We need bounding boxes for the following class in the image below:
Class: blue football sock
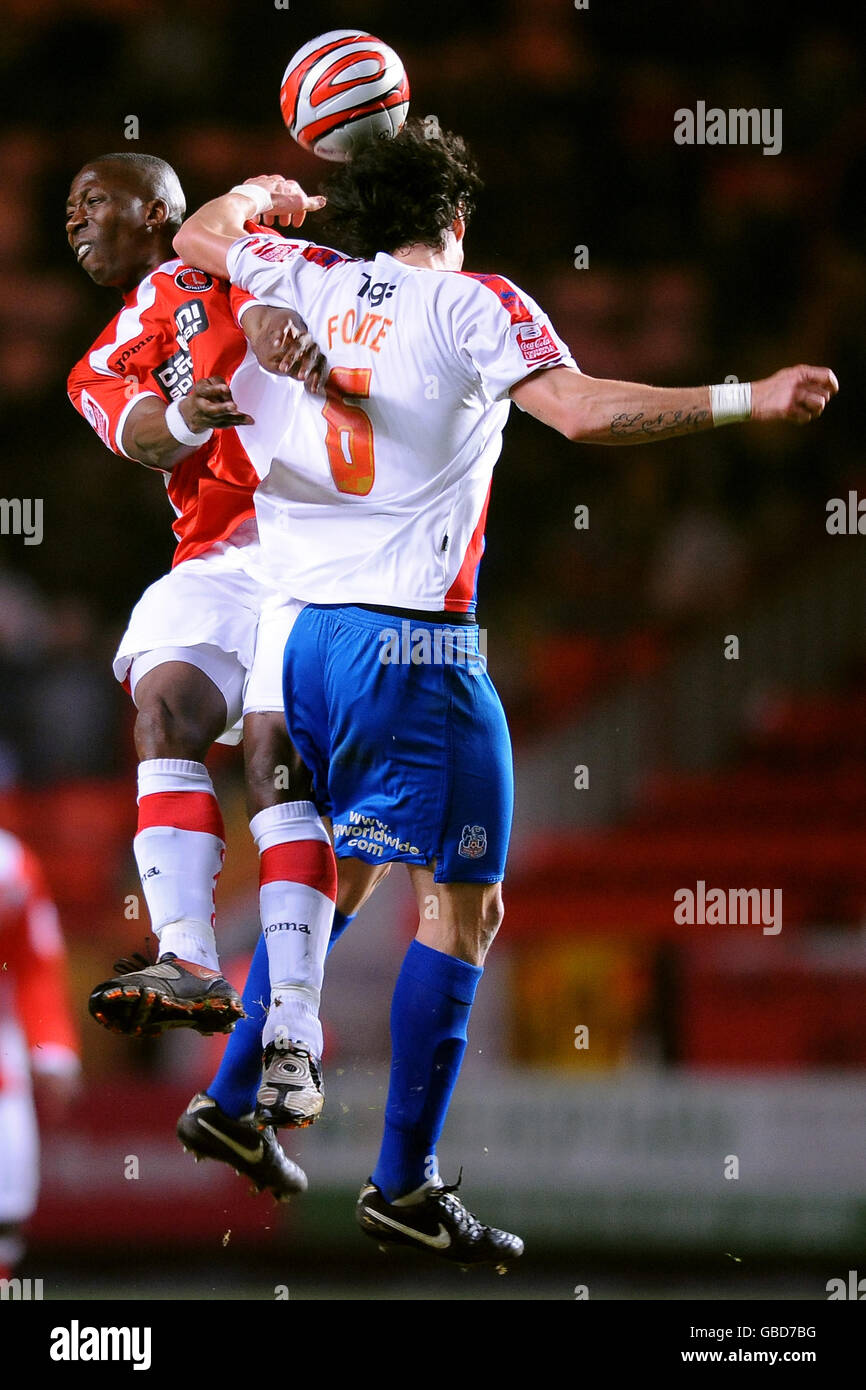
[206,932,269,1119]
[206,908,355,1118]
[328,907,354,953]
[372,940,482,1202]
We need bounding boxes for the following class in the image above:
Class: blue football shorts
[282,604,514,884]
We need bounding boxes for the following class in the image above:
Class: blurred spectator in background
[0,575,119,785]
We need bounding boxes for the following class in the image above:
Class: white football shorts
[113,537,305,744]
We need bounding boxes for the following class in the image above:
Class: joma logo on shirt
[264,921,310,934]
[110,333,156,373]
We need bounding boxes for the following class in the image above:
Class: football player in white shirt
[174,119,837,1265]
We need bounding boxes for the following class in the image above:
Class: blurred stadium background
[1,0,865,1301]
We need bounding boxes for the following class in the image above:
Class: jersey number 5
[322,366,375,496]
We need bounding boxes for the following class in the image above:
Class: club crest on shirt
[458,824,488,859]
[175,268,214,293]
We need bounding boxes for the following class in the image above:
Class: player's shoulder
[121,259,234,325]
[68,310,118,386]
[234,231,357,272]
[149,259,230,304]
[443,268,537,324]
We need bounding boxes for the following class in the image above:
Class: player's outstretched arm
[122,377,253,471]
[173,177,326,280]
[510,364,839,444]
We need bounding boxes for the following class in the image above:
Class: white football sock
[250,801,336,1054]
[133,758,224,971]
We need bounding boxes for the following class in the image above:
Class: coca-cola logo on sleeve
[515,321,559,365]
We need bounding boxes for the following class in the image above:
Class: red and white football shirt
[67,259,261,567]
[225,235,578,613]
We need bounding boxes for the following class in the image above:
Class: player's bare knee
[483,895,505,947]
[134,699,213,762]
[457,894,503,963]
[243,740,285,813]
[243,714,311,816]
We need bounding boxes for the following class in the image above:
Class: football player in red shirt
[67,153,383,1197]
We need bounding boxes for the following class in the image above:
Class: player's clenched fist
[751,365,839,425]
[178,377,254,432]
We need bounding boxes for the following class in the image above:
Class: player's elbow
[173,223,229,281]
[563,417,589,444]
[124,431,176,473]
[173,221,210,271]
[130,446,168,472]
[550,410,593,444]
[551,372,608,443]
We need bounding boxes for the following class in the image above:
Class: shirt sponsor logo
[175,268,214,292]
[174,299,208,344]
[458,824,488,860]
[515,321,559,365]
[155,347,193,401]
[331,812,420,859]
[154,300,209,400]
[358,271,396,307]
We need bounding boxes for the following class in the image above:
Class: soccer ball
[280,29,410,162]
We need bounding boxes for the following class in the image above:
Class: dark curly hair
[320,118,483,259]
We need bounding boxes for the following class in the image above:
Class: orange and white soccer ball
[280,29,410,162]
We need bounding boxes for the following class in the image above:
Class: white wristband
[229,183,273,216]
[165,397,213,447]
[709,381,752,425]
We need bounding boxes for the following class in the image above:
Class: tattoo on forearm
[609,408,711,439]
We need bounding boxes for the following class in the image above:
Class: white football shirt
[227,234,577,613]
